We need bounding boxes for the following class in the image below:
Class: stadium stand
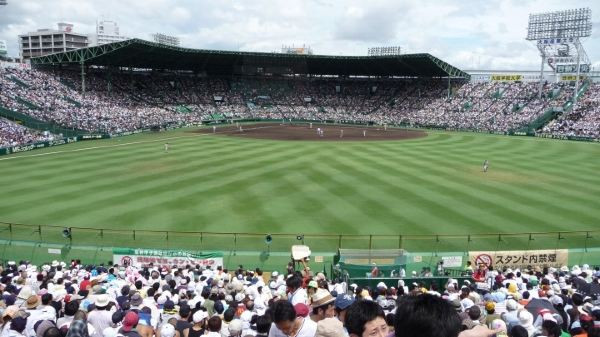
[3,65,600,149]
[1,258,599,337]
[0,117,55,148]
[0,39,599,147]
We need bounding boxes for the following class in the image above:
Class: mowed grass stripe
[329,145,491,231]
[1,126,599,244]
[387,142,597,229]
[0,137,264,210]
[6,140,300,226]
[338,144,509,233]
[68,143,321,230]
[352,142,568,232]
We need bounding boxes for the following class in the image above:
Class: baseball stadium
[1,5,600,307]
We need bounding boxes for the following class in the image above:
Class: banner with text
[491,75,523,82]
[469,249,568,269]
[113,248,223,268]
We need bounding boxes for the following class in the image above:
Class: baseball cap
[334,294,355,310]
[294,303,309,317]
[122,311,139,332]
[193,310,208,323]
[160,324,175,337]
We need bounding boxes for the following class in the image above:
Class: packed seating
[1,258,599,337]
[1,66,599,147]
[541,83,600,139]
[0,117,55,148]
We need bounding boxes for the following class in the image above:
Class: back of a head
[73,310,87,322]
[467,306,480,321]
[572,293,584,306]
[179,305,191,318]
[509,325,529,337]
[207,316,222,332]
[43,327,61,337]
[65,301,79,316]
[394,294,461,337]
[542,320,562,337]
[223,307,236,323]
[41,293,53,305]
[228,319,243,337]
[256,315,272,334]
[272,300,296,324]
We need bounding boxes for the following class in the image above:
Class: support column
[573,41,582,112]
[538,53,545,99]
[80,61,85,96]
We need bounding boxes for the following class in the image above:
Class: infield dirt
[192,123,427,141]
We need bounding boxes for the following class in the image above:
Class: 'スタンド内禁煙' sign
[469,249,567,269]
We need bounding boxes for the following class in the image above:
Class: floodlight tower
[526,8,592,110]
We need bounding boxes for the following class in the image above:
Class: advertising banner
[113,248,223,268]
[491,75,523,82]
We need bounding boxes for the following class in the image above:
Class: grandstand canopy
[31,39,469,78]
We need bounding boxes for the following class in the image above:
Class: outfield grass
[1,125,599,252]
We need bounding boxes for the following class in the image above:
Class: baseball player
[483,160,489,173]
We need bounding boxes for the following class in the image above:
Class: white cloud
[0,0,598,71]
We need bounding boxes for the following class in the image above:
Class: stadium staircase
[8,76,30,88]
[516,81,591,135]
[0,106,89,137]
[16,97,43,110]
[63,96,82,107]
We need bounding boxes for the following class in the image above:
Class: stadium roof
[31,38,469,78]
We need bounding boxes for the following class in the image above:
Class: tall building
[152,33,180,47]
[19,23,88,60]
[0,40,7,58]
[88,20,128,46]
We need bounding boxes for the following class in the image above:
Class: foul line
[0,125,277,162]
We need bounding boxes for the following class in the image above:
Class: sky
[0,0,599,70]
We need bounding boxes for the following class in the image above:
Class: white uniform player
[164,143,169,152]
[213,126,216,133]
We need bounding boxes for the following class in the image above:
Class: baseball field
[1,123,599,252]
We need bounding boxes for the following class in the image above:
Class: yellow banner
[491,75,523,81]
[469,249,568,269]
[561,75,586,81]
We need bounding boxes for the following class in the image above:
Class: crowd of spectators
[541,83,600,139]
[2,258,600,337]
[0,118,55,148]
[1,66,599,146]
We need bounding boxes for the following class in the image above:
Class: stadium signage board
[537,37,577,45]
[0,137,78,156]
[441,256,463,268]
[555,64,590,73]
[560,75,587,81]
[113,248,224,268]
[469,249,567,269]
[491,75,523,82]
